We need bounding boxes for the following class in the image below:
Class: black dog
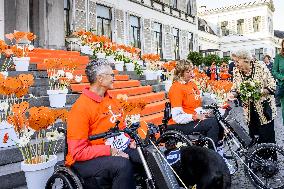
[167,146,231,189]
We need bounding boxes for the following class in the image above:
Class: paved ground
[229,106,284,189]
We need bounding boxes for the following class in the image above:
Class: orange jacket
[65,87,124,166]
[168,81,202,124]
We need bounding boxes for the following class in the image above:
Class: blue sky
[196,0,284,31]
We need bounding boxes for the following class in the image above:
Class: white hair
[235,50,253,61]
[85,59,112,84]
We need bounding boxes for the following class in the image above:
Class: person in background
[210,62,217,80]
[273,39,284,126]
[219,62,231,80]
[264,54,273,72]
[228,53,237,79]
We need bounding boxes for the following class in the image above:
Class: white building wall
[0,0,4,40]
[198,2,278,58]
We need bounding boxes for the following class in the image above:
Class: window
[188,32,193,51]
[64,0,71,36]
[129,15,141,48]
[187,1,191,15]
[255,48,264,61]
[268,17,273,34]
[221,21,229,36]
[172,0,177,9]
[237,19,244,34]
[97,4,112,38]
[173,28,180,60]
[153,22,163,58]
[223,51,230,58]
[253,16,261,32]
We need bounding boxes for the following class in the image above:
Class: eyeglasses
[100,73,115,78]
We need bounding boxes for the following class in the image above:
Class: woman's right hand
[193,113,206,121]
[111,148,129,159]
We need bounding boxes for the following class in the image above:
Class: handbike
[45,120,181,189]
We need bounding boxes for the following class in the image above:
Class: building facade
[198,0,281,60]
[0,0,199,60]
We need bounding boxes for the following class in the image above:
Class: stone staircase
[0,49,167,188]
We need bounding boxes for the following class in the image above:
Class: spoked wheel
[245,143,284,189]
[156,130,192,153]
[45,166,83,189]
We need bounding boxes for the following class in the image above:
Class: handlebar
[88,132,121,141]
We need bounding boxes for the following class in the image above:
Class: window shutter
[261,16,265,31]
[191,0,197,17]
[164,25,173,60]
[143,19,152,54]
[115,9,125,44]
[178,0,187,12]
[180,30,189,59]
[74,0,87,30]
[151,21,157,54]
[88,0,96,31]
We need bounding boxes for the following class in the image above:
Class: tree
[187,51,203,66]
[203,54,221,66]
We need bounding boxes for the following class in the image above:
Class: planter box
[13,57,30,71]
[47,89,68,108]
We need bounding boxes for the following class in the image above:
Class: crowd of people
[64,39,284,188]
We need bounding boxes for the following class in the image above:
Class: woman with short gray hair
[66,59,137,189]
[232,50,277,146]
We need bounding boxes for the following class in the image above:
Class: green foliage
[134,61,143,76]
[221,57,230,64]
[203,54,221,66]
[187,51,203,66]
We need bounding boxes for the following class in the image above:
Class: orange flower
[13,31,26,41]
[3,133,9,143]
[28,106,55,131]
[5,33,14,41]
[26,32,36,41]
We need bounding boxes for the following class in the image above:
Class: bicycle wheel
[245,143,284,189]
[156,130,192,152]
[45,167,83,189]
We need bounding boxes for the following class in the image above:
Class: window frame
[255,48,264,61]
[96,4,112,39]
[129,15,141,49]
[173,27,180,60]
[153,22,163,59]
[237,19,244,34]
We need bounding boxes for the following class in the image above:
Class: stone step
[27,94,80,107]
[128,92,165,104]
[141,100,167,116]
[108,86,153,97]
[7,71,48,78]
[0,153,64,189]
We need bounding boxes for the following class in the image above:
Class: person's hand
[129,140,136,149]
[193,113,206,121]
[111,148,129,159]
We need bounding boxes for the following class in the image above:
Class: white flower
[0,102,9,112]
[176,142,187,148]
[50,74,59,81]
[247,92,251,97]
[131,114,140,123]
[46,130,61,141]
[65,72,73,80]
[57,70,65,77]
[23,128,35,139]
[18,136,30,147]
[250,81,255,87]
[74,75,82,83]
[28,45,34,51]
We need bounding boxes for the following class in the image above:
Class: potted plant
[5,31,36,71]
[162,61,176,92]
[114,52,125,71]
[45,58,82,108]
[6,101,68,189]
[142,54,161,80]
[0,73,35,148]
[65,32,80,51]
[0,40,14,75]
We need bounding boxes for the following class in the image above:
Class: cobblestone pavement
[229,106,284,189]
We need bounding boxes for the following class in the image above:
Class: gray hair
[85,59,112,84]
[234,50,252,61]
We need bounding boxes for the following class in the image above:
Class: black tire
[156,130,192,150]
[245,143,284,189]
[46,166,83,189]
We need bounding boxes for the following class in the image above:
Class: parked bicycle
[156,102,284,189]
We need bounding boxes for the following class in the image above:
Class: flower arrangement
[142,53,161,71]
[162,61,176,81]
[45,58,82,91]
[5,31,36,58]
[239,79,261,102]
[116,94,147,127]
[6,101,68,164]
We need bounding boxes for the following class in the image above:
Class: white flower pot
[125,63,135,71]
[106,56,115,64]
[0,121,18,148]
[47,89,68,108]
[21,155,57,189]
[163,80,172,92]
[115,61,124,71]
[13,57,30,71]
[145,70,157,80]
[96,52,106,59]
[80,46,93,55]
[66,37,80,51]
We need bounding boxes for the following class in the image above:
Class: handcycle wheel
[45,166,83,189]
[156,130,192,152]
[245,143,284,189]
